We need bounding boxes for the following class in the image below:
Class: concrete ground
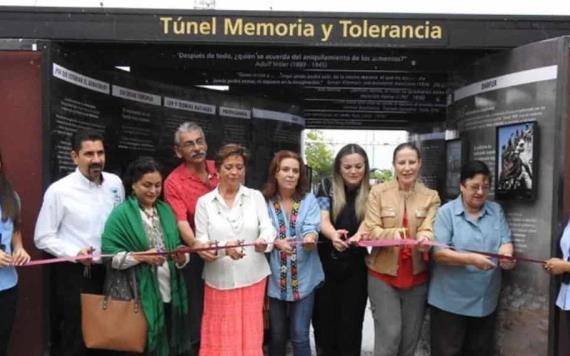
[281,301,375,355]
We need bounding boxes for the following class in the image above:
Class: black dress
[313,178,368,356]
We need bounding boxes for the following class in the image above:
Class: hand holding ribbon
[468,252,497,271]
[415,232,431,253]
[194,240,218,262]
[254,238,268,253]
[77,246,95,266]
[331,229,349,252]
[498,243,516,270]
[226,239,246,260]
[544,258,570,275]
[274,238,293,254]
[11,247,31,266]
[347,231,369,246]
[302,233,317,251]
[132,248,166,266]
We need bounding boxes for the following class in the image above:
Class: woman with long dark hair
[312,144,370,356]
[0,150,30,356]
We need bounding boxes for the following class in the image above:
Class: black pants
[313,260,367,356]
[51,262,108,356]
[430,306,496,356]
[0,286,17,356]
[182,254,204,356]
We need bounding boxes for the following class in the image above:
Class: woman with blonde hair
[313,143,371,356]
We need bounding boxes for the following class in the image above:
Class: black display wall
[449,38,566,356]
[47,58,304,189]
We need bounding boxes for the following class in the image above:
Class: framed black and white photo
[445,138,464,199]
[495,121,537,200]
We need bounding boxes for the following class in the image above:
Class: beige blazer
[364,179,440,276]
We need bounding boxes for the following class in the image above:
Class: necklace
[140,206,165,251]
[141,206,156,219]
[272,195,301,301]
[215,196,245,238]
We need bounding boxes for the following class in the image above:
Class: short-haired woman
[195,144,276,356]
[428,160,515,356]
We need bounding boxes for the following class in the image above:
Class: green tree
[304,130,334,187]
[370,169,393,183]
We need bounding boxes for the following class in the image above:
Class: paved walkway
[281,301,376,355]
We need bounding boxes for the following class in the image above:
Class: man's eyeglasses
[179,137,206,149]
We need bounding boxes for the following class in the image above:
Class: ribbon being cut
[13,234,543,267]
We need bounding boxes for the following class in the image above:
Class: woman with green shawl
[102,156,190,356]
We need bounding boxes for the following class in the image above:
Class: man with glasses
[427,160,515,356]
[164,121,218,355]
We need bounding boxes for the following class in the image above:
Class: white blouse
[195,185,276,290]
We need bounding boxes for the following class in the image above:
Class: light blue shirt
[428,196,512,317]
[267,193,324,301]
[0,206,18,291]
[556,221,570,310]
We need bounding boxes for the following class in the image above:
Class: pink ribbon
[357,239,545,264]
[13,240,319,267]
[13,239,544,267]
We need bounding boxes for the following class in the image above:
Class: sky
[2,0,570,15]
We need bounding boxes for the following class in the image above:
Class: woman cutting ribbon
[194,144,276,356]
[428,160,515,356]
[312,143,370,356]
[102,156,190,356]
[262,150,322,356]
[362,142,440,356]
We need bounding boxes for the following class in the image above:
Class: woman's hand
[303,233,317,251]
[497,243,516,270]
[0,250,12,267]
[254,238,268,253]
[331,229,349,252]
[544,258,570,275]
[415,233,431,253]
[226,240,245,260]
[394,229,403,240]
[194,241,218,262]
[171,246,188,266]
[347,231,369,246]
[274,239,293,254]
[133,248,166,266]
[12,247,31,266]
[469,253,497,271]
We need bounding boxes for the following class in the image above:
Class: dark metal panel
[2,7,570,48]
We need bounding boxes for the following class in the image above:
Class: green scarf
[102,196,190,356]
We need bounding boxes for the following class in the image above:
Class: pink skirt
[199,278,267,356]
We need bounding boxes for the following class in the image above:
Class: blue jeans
[269,292,315,356]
